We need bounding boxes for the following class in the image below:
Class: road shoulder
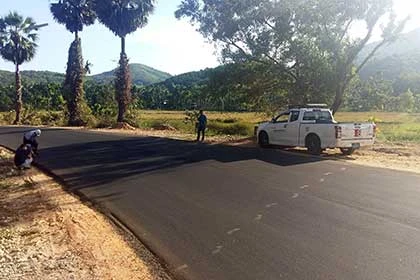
[0,148,173,280]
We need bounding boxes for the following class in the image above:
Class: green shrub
[0,111,15,125]
[207,121,253,136]
[20,109,66,126]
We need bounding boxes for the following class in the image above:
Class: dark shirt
[198,114,207,128]
[14,145,32,167]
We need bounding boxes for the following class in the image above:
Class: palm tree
[94,0,155,123]
[50,0,96,126]
[0,12,42,124]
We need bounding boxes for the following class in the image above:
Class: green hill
[0,70,65,85]
[91,63,172,85]
[358,28,420,80]
[0,63,171,86]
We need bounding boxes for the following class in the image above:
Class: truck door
[267,112,290,144]
[280,110,301,146]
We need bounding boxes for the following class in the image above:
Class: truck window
[290,111,300,122]
[303,111,332,122]
[274,113,289,123]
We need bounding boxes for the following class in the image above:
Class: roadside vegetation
[1,109,419,144]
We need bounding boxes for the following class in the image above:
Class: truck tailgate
[340,123,375,140]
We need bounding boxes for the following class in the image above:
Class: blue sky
[0,0,419,75]
[0,0,220,75]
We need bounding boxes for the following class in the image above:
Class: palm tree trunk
[121,36,125,56]
[14,63,23,124]
[116,36,131,123]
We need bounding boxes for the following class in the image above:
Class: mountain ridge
[0,63,171,86]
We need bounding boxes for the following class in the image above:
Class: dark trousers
[23,137,38,153]
[197,127,205,141]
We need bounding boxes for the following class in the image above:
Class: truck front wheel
[306,134,321,155]
[258,131,269,148]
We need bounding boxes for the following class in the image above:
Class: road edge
[0,144,178,280]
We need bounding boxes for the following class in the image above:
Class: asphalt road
[1,127,420,280]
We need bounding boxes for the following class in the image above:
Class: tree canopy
[50,0,96,35]
[176,0,406,113]
[93,0,155,39]
[0,11,39,66]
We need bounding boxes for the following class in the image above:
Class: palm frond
[0,12,40,65]
[4,11,23,27]
[93,0,155,37]
[50,0,96,33]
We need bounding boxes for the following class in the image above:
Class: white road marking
[341,167,347,171]
[254,214,263,221]
[265,203,278,208]
[324,172,333,176]
[300,185,309,189]
[227,228,241,235]
[174,264,188,272]
[212,245,223,255]
[292,193,299,199]
[320,178,325,183]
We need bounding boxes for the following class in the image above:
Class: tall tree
[94,0,155,123]
[0,12,42,124]
[176,0,406,113]
[50,0,96,126]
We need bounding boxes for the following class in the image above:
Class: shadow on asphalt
[36,136,325,192]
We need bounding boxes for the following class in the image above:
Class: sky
[0,0,419,76]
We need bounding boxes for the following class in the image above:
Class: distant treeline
[1,66,419,114]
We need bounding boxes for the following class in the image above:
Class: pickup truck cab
[256,106,376,155]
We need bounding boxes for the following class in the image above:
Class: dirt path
[0,149,173,280]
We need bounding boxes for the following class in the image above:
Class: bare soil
[0,148,172,280]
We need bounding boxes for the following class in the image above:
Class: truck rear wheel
[340,148,355,156]
[258,131,269,148]
[306,134,321,155]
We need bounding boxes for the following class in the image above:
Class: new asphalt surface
[1,127,420,280]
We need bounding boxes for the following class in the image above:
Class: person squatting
[14,129,41,169]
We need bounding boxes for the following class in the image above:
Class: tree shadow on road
[35,136,325,193]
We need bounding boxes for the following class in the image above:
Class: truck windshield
[303,111,333,122]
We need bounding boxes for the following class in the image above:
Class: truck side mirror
[271,118,276,123]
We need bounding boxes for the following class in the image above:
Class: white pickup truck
[256,106,376,155]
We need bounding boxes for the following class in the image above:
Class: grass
[1,110,419,143]
[335,112,420,143]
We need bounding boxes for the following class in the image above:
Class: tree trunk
[116,36,131,123]
[331,66,349,115]
[13,63,22,124]
[331,84,344,115]
[64,35,86,126]
[121,36,126,56]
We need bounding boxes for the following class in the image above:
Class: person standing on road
[23,129,41,155]
[196,110,207,142]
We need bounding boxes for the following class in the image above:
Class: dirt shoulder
[338,142,420,174]
[0,148,172,280]
[224,137,420,174]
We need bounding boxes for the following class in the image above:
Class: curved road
[1,127,420,280]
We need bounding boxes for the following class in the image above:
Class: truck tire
[306,134,321,155]
[258,131,269,148]
[340,148,355,156]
